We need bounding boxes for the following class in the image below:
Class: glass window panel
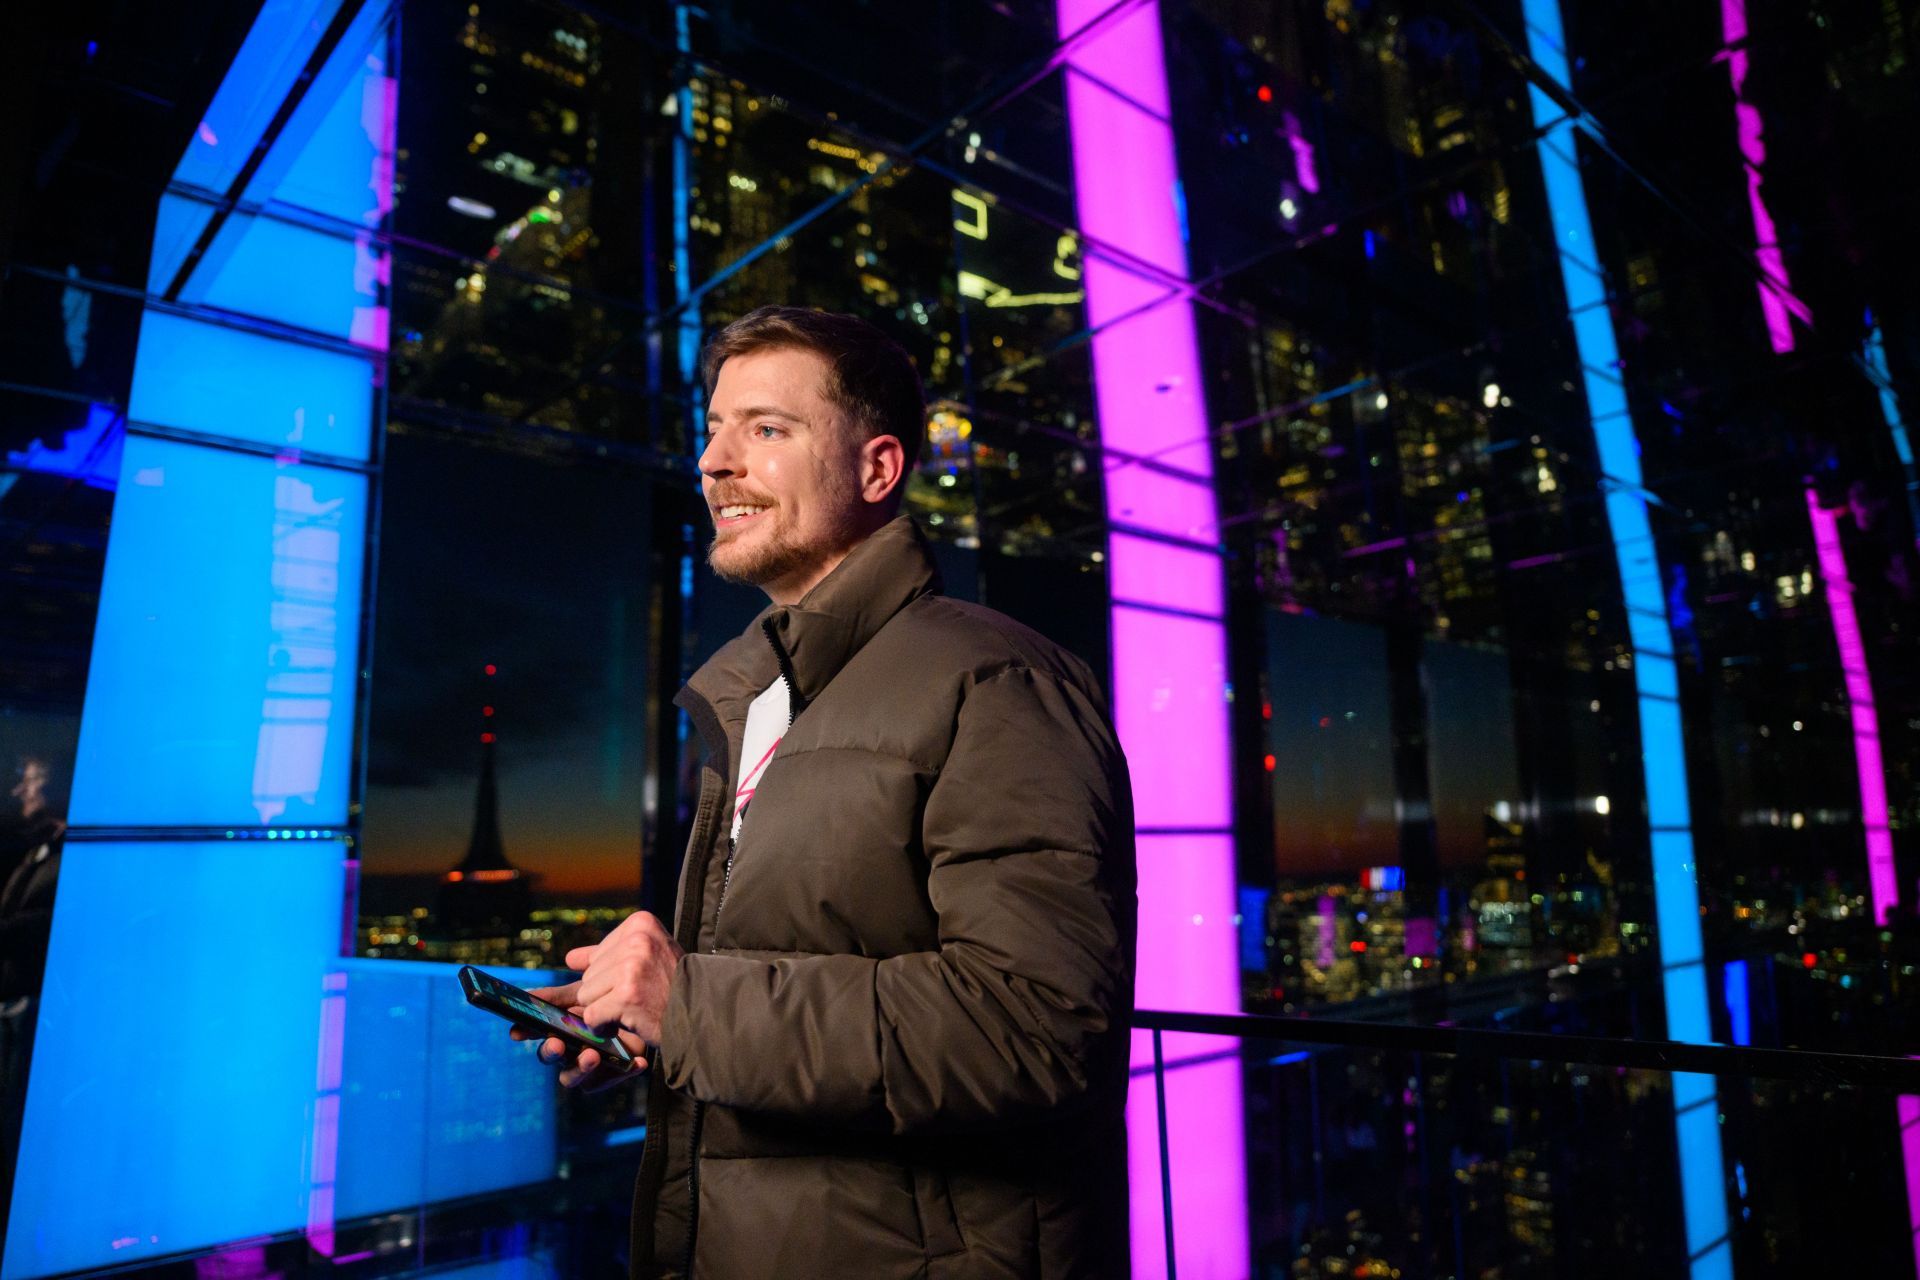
[1265,611,1396,876]
[70,437,366,828]
[4,839,347,1278]
[331,959,560,1218]
[184,208,382,347]
[1423,638,1521,869]
[125,312,377,460]
[357,431,653,969]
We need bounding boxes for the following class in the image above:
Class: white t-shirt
[731,675,792,841]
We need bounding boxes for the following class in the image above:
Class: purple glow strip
[1721,0,1811,353]
[1283,113,1320,195]
[349,59,397,352]
[306,981,348,1257]
[1111,610,1233,830]
[1806,489,1898,923]
[1057,1,1248,1275]
[1901,1095,1920,1277]
[1132,833,1241,1068]
[1109,532,1225,617]
[1802,488,1912,1280]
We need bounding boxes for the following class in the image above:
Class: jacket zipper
[713,834,738,941]
[687,625,798,1278]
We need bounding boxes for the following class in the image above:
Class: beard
[706,466,863,592]
[705,510,826,589]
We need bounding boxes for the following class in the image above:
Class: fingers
[528,1030,647,1092]
[557,1045,602,1085]
[603,910,668,950]
[574,959,620,1012]
[562,944,598,971]
[581,992,625,1034]
[585,1053,648,1094]
[526,981,581,1008]
[576,934,669,1010]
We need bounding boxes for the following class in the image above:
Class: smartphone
[458,965,636,1071]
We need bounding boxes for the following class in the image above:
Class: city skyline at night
[6,0,1920,1275]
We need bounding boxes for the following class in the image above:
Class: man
[522,306,1136,1278]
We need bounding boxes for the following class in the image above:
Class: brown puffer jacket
[631,516,1136,1279]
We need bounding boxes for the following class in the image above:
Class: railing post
[1153,1026,1178,1280]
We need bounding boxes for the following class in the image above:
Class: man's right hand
[509,983,649,1093]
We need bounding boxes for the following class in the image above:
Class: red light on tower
[1802,952,1817,970]
[1263,753,1277,772]
[1256,84,1273,103]
[484,664,497,676]
[1349,939,1367,954]
[481,732,496,744]
[483,706,495,717]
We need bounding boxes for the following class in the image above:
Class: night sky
[360,430,659,899]
[1265,610,1520,877]
[362,429,1525,899]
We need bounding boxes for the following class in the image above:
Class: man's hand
[508,983,648,1093]
[568,910,685,1045]
[511,911,684,1092]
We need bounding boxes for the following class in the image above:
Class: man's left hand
[567,910,684,1046]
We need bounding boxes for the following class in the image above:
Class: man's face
[11,759,48,820]
[700,346,870,603]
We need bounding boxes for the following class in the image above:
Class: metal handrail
[1131,1007,1920,1090]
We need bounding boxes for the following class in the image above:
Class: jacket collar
[766,515,940,706]
[678,516,941,741]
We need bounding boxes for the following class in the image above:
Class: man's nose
[699,427,740,480]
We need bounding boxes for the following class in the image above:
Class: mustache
[707,487,777,509]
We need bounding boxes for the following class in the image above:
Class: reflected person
[0,753,68,1249]
[516,306,1136,1278]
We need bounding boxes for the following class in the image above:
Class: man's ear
[860,434,907,507]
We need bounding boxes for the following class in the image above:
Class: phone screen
[459,966,630,1063]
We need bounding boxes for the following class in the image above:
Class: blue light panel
[69,436,367,828]
[1674,1099,1732,1260]
[4,402,123,489]
[266,28,393,227]
[331,961,559,1218]
[155,0,390,292]
[429,1252,561,1280]
[1866,325,1914,466]
[156,0,347,289]
[179,28,392,345]
[1237,885,1272,972]
[1722,960,1751,1046]
[171,0,338,193]
[3,840,347,1278]
[1520,0,1730,1269]
[125,311,375,459]
[190,214,369,342]
[1864,322,1920,539]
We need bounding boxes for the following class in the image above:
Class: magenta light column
[1055,3,1248,1277]
[1805,490,1899,922]
[1807,489,1913,1265]
[1721,0,1811,353]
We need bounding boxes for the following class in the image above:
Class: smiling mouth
[714,503,771,525]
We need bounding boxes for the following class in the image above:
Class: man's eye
[755,423,782,439]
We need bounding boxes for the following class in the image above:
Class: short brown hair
[701,305,926,472]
